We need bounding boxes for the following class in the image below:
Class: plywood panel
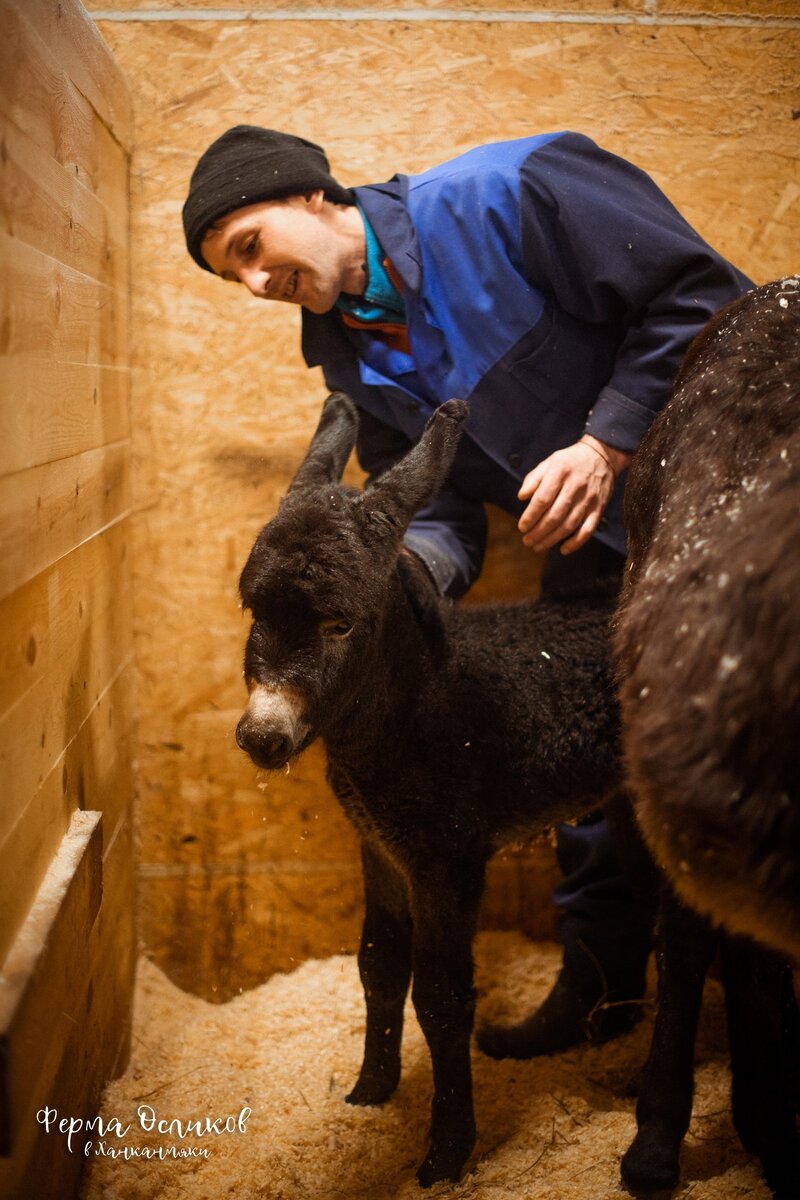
[140,862,365,1001]
[95,11,799,990]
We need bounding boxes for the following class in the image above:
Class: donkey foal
[235,394,626,1186]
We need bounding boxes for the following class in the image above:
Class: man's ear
[303,189,325,212]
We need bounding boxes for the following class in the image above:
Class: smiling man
[183,124,751,1055]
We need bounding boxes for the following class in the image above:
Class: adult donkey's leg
[621,888,716,1193]
[721,935,800,1199]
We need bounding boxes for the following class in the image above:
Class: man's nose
[239,265,270,298]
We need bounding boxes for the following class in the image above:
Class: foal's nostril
[261,732,293,764]
[236,719,293,768]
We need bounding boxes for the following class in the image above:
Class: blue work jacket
[302,132,752,597]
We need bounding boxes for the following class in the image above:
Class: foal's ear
[288,392,359,491]
[360,399,468,532]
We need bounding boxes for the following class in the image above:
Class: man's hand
[517,435,631,555]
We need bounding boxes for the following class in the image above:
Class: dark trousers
[541,539,651,972]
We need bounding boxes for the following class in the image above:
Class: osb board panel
[661,0,799,14]
[139,729,362,868]
[139,862,366,1000]
[98,16,799,983]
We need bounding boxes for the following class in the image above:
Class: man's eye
[320,619,353,639]
[242,235,258,257]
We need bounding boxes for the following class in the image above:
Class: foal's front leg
[346,840,412,1106]
[409,860,486,1188]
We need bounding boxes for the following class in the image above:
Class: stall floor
[80,932,770,1200]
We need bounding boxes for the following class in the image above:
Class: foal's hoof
[345,1072,399,1107]
[620,1129,681,1194]
[416,1147,466,1188]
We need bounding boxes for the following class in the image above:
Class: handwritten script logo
[36,1104,252,1159]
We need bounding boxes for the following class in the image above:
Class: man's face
[201,191,363,315]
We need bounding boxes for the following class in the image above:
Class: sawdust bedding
[80,932,770,1200]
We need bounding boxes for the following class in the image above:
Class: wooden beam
[0,813,135,1197]
[0,810,103,1159]
[0,667,134,964]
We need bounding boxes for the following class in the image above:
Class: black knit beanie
[182,125,354,272]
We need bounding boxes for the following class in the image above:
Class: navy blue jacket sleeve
[321,358,487,597]
[518,133,753,452]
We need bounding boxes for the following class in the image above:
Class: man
[183,126,751,1055]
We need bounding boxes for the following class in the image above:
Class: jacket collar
[302,178,421,368]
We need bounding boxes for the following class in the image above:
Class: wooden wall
[89,0,800,1001]
[0,1,134,1196]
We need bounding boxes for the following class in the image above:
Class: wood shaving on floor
[79,932,771,1200]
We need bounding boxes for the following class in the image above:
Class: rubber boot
[478,914,651,1060]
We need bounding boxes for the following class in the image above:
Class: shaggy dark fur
[235,395,626,1187]
[615,277,800,1197]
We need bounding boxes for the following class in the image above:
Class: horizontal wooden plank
[0,576,133,848]
[0,116,128,290]
[0,517,132,717]
[0,230,129,373]
[0,814,135,1194]
[0,353,130,478]
[0,1,129,210]
[21,0,132,148]
[0,810,102,1156]
[0,444,131,602]
[0,667,134,964]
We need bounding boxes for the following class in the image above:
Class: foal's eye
[320,618,353,639]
